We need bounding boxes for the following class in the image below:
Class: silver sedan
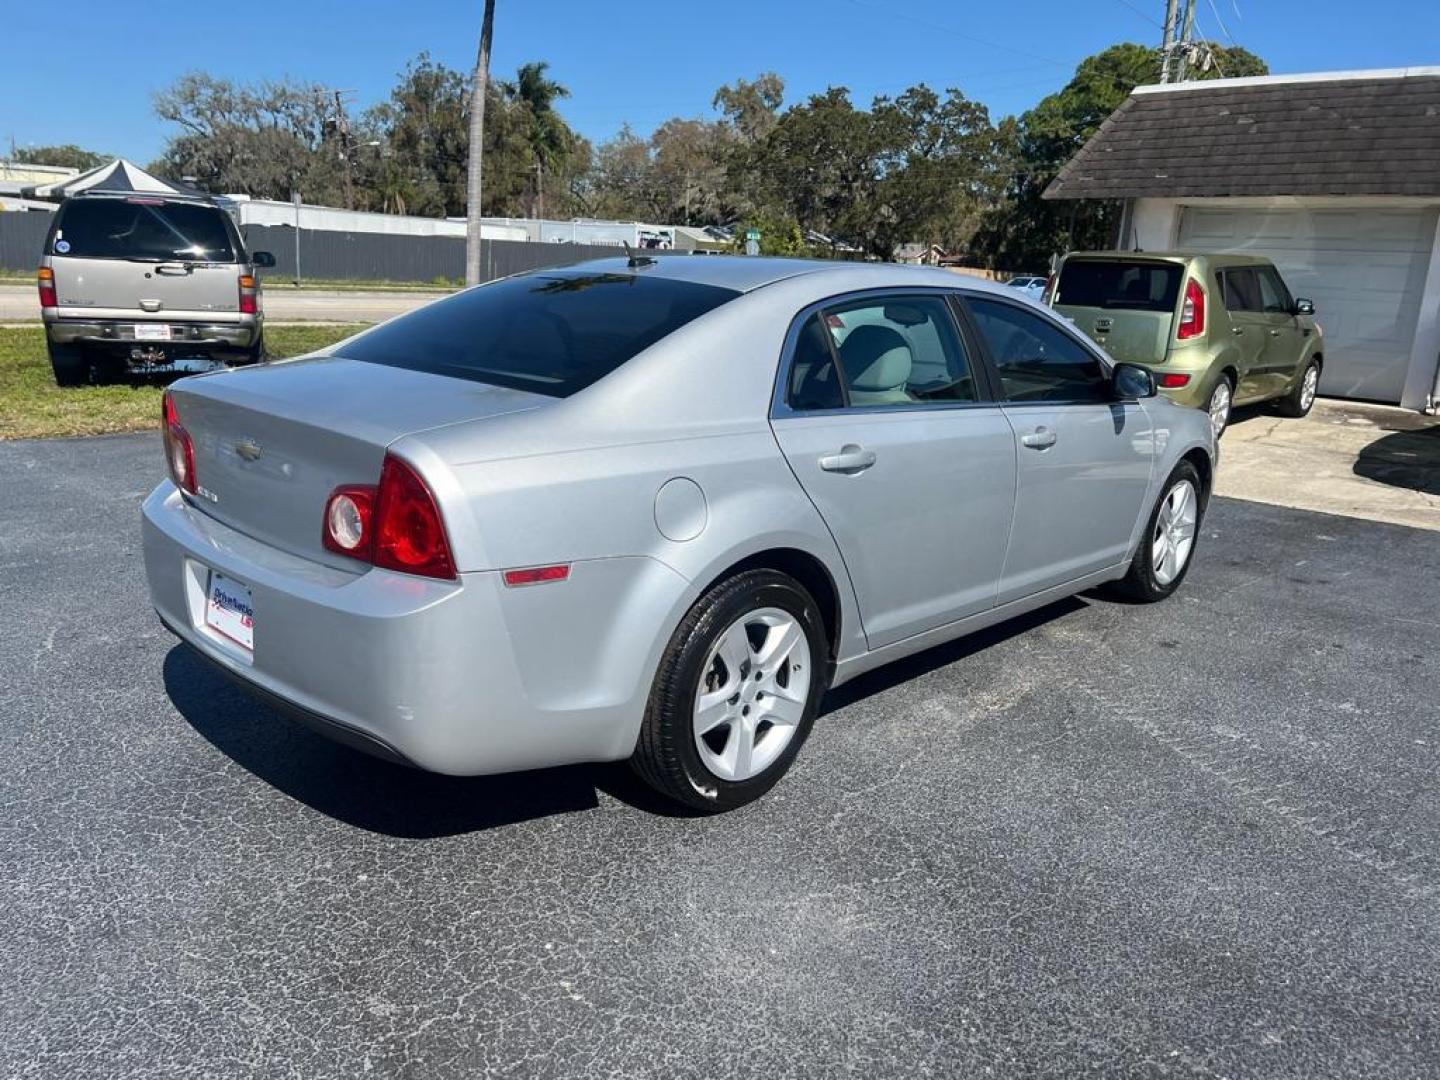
[142,257,1215,811]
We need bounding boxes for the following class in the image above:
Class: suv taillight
[238,274,259,315]
[37,267,57,308]
[162,391,197,495]
[1178,278,1206,339]
[322,454,456,580]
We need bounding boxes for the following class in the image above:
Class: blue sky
[5,0,1438,165]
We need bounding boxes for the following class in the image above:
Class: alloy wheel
[1151,479,1198,586]
[1208,380,1232,438]
[693,607,811,782]
[1300,365,1319,412]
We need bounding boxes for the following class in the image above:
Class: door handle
[1231,327,1245,335]
[1269,329,1282,336]
[1020,427,1057,450]
[155,263,192,276]
[818,444,876,474]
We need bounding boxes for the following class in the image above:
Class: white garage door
[1177,206,1436,403]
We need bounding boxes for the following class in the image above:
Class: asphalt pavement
[2,433,1437,1079]
[0,283,445,324]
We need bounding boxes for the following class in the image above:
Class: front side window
[1257,267,1294,314]
[786,295,976,410]
[967,297,1111,404]
[337,271,738,397]
[53,199,237,262]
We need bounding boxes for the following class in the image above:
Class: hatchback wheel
[632,569,827,812]
[1110,461,1204,603]
[1206,376,1233,439]
[1276,360,1321,418]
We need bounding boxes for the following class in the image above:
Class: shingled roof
[1045,68,1440,201]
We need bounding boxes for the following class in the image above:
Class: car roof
[545,255,1019,297]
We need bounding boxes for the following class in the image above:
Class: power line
[1113,0,1163,29]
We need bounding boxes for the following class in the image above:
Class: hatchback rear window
[337,270,740,397]
[52,199,237,262]
[1054,261,1182,312]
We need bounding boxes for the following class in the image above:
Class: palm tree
[501,61,572,217]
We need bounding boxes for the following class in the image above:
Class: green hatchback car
[1049,252,1324,437]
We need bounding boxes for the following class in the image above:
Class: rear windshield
[1055,260,1182,312]
[336,270,740,397]
[52,199,237,262]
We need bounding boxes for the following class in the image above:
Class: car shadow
[1353,427,1440,496]
[162,646,698,838]
[821,596,1088,714]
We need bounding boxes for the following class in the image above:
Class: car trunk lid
[168,356,551,569]
[1051,257,1185,365]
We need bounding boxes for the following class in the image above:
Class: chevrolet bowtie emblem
[235,438,263,462]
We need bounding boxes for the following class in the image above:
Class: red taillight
[238,274,259,315]
[374,455,455,579]
[503,564,571,587]
[1158,373,1192,388]
[323,485,375,559]
[162,392,197,494]
[1178,278,1206,339]
[320,455,456,579]
[37,267,57,308]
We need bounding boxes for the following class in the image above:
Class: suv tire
[1276,359,1321,418]
[47,341,87,387]
[632,569,827,812]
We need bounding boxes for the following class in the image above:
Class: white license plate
[204,572,255,651]
[134,323,172,341]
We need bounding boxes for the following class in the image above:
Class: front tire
[632,569,828,812]
[1276,359,1320,418]
[1110,461,1204,603]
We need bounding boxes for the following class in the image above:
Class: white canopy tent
[20,159,202,201]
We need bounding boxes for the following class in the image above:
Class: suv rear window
[336,270,740,397]
[1054,260,1182,312]
[53,198,237,262]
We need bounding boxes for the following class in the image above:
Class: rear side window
[1054,261,1182,312]
[52,199,237,262]
[337,271,739,397]
[1220,268,1263,312]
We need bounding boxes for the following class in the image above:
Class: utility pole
[1175,0,1200,81]
[1159,0,1180,83]
[465,0,497,287]
[534,158,544,225]
[320,88,358,209]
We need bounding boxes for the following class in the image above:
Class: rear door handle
[1269,329,1282,336]
[1232,327,1246,335]
[1020,427,1057,450]
[155,263,192,276]
[818,444,876,474]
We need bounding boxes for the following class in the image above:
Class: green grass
[0,324,366,440]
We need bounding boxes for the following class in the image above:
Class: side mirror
[1293,297,1314,316]
[1113,362,1157,400]
[251,251,277,269]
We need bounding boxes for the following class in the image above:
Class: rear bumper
[141,482,686,775]
[44,313,260,351]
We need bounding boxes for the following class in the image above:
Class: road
[0,283,446,323]
[2,433,1438,1078]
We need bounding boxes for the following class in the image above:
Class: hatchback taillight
[162,392,197,495]
[37,267,57,308]
[322,454,456,580]
[238,274,259,315]
[1178,278,1206,339]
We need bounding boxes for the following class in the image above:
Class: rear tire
[1276,359,1320,418]
[631,569,828,812]
[238,335,266,366]
[1110,461,1205,603]
[47,341,86,387]
[1206,374,1234,439]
